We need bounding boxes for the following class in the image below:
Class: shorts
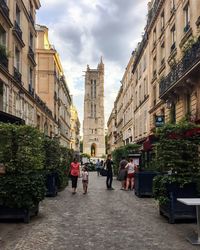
[82,180,88,183]
[71,175,78,188]
[127,173,134,179]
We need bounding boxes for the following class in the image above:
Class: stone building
[0,0,55,132]
[114,86,124,148]
[107,107,116,154]
[107,0,200,152]
[70,104,80,153]
[36,25,72,147]
[121,53,135,145]
[83,59,105,157]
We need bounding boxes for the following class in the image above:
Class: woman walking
[70,158,80,194]
[125,158,135,190]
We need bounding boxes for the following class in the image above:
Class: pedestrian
[82,166,89,194]
[125,158,135,191]
[105,154,114,190]
[118,157,128,190]
[96,159,101,176]
[70,157,80,194]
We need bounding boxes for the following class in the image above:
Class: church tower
[83,58,105,157]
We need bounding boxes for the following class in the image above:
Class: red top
[70,162,80,176]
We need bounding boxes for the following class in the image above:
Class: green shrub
[153,121,200,204]
[0,123,46,209]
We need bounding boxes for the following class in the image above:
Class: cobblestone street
[0,172,199,250]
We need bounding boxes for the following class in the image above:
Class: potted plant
[153,120,200,223]
[0,123,46,223]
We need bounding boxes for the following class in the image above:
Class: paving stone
[0,173,199,250]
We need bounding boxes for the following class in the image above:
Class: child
[82,166,89,194]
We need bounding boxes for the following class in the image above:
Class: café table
[177,198,200,245]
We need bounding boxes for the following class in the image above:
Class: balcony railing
[35,94,52,117]
[171,42,176,52]
[0,0,9,20]
[0,47,8,69]
[13,66,22,83]
[28,46,36,66]
[159,38,200,97]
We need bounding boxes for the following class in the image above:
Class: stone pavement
[0,172,199,250]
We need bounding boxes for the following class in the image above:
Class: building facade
[107,0,200,153]
[36,25,72,147]
[0,0,56,133]
[107,107,116,154]
[83,59,105,157]
[70,104,80,153]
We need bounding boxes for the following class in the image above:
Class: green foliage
[153,121,200,204]
[112,144,140,175]
[81,153,90,159]
[0,123,46,209]
[43,138,74,190]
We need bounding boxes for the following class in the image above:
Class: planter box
[46,172,58,197]
[134,171,159,197]
[159,183,198,223]
[0,204,39,223]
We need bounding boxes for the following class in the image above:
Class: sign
[155,115,165,127]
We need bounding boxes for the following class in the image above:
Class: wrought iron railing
[0,0,9,19]
[13,21,23,40]
[13,66,22,83]
[159,38,200,97]
[34,94,52,117]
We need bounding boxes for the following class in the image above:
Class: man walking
[105,154,114,190]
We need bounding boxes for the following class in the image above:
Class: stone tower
[83,58,105,158]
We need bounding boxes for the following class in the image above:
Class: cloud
[37,0,149,133]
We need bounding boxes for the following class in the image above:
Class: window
[15,47,20,71]
[153,56,157,77]
[16,5,20,25]
[29,67,33,86]
[153,85,156,106]
[30,0,33,15]
[94,80,96,98]
[153,27,156,45]
[143,55,146,71]
[30,33,33,48]
[170,102,176,124]
[161,42,165,65]
[135,91,138,108]
[144,110,147,133]
[0,25,6,46]
[185,93,191,115]
[144,78,148,97]
[171,25,176,51]
[139,85,142,103]
[171,0,175,10]
[138,64,141,79]
[94,104,96,118]
[161,11,165,31]
[184,3,190,32]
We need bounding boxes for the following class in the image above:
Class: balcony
[28,46,36,66]
[159,38,200,98]
[13,21,25,47]
[35,94,53,117]
[0,0,12,27]
[0,46,8,69]
[28,84,35,97]
[13,66,22,84]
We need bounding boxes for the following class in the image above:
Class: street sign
[155,115,165,127]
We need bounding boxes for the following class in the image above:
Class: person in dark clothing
[105,154,114,190]
[118,157,128,190]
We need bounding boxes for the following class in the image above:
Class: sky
[37,0,149,132]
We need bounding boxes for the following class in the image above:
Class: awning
[0,111,25,125]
